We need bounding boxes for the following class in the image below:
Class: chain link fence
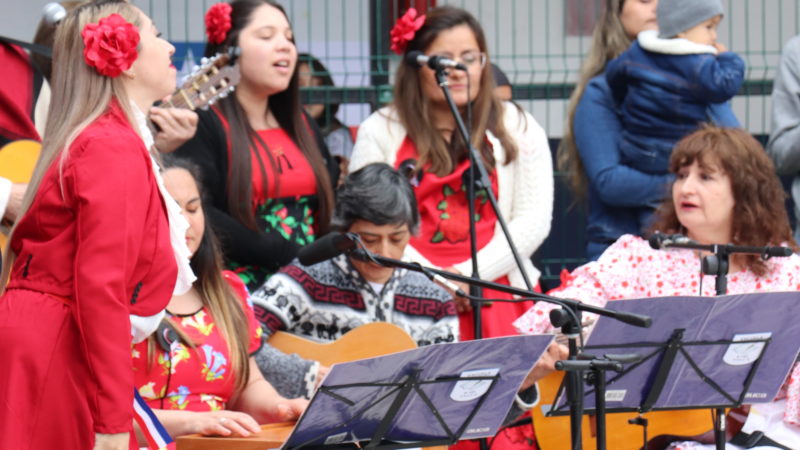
[143,0,800,285]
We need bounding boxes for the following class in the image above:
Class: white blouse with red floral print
[513,234,800,430]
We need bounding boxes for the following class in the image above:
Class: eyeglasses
[431,51,487,68]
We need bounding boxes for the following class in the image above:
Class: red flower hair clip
[81,13,140,78]
[390,8,425,55]
[205,3,233,45]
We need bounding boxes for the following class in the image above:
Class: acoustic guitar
[0,140,41,248]
[0,48,241,249]
[533,371,716,450]
[176,323,450,450]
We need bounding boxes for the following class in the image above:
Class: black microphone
[405,50,467,71]
[297,232,359,266]
[648,232,694,250]
[762,246,794,257]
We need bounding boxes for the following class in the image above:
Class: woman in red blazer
[0,2,186,449]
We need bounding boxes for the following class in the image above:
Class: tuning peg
[200,57,209,65]
[227,46,242,64]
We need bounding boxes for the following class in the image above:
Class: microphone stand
[432,67,535,325]
[433,66,541,450]
[655,238,793,450]
[350,246,652,450]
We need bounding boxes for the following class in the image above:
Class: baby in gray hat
[605,0,745,177]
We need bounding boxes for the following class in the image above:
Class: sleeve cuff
[0,177,12,220]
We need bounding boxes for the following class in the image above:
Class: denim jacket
[605,30,745,174]
[574,74,740,260]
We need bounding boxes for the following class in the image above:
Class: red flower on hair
[205,3,233,45]
[389,8,425,55]
[81,13,140,78]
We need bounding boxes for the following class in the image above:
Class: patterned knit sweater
[251,254,458,398]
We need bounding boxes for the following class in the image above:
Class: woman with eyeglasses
[350,6,553,343]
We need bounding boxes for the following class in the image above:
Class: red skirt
[0,288,134,449]
[457,275,537,341]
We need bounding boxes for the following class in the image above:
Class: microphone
[648,232,694,250]
[765,246,794,257]
[297,232,359,266]
[405,50,467,71]
[649,232,794,257]
[42,2,67,26]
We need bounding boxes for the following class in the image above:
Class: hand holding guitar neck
[147,47,242,151]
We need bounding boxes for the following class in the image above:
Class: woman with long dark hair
[350,6,553,341]
[175,0,338,291]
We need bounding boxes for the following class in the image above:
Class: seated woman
[250,163,459,398]
[132,157,307,442]
[515,126,800,449]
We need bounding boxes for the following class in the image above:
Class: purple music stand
[546,292,800,415]
[281,334,554,449]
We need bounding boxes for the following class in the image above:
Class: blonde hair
[1,0,143,290]
[559,0,633,200]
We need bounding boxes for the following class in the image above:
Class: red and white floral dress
[132,272,262,411]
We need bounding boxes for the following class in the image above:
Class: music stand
[280,334,554,449]
[544,292,800,442]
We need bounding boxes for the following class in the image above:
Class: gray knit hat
[657,0,724,39]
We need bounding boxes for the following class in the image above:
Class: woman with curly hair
[516,126,800,449]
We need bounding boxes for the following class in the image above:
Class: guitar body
[0,139,41,183]
[534,372,715,450]
[0,139,41,248]
[268,321,418,365]
[176,422,294,450]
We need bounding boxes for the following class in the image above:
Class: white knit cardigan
[349,103,553,290]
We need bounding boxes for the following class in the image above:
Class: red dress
[132,272,262,411]
[214,111,320,290]
[0,102,177,449]
[394,137,534,341]
[0,42,41,144]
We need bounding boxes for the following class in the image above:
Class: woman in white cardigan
[349,6,553,341]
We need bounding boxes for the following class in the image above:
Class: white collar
[130,102,155,152]
[638,29,718,55]
[130,101,196,296]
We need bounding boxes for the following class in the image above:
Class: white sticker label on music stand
[323,431,349,445]
[605,389,627,402]
[723,332,771,366]
[450,368,500,402]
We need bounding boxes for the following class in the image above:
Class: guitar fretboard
[163,65,234,111]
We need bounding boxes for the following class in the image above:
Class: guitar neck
[147,87,200,138]
[161,87,194,111]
